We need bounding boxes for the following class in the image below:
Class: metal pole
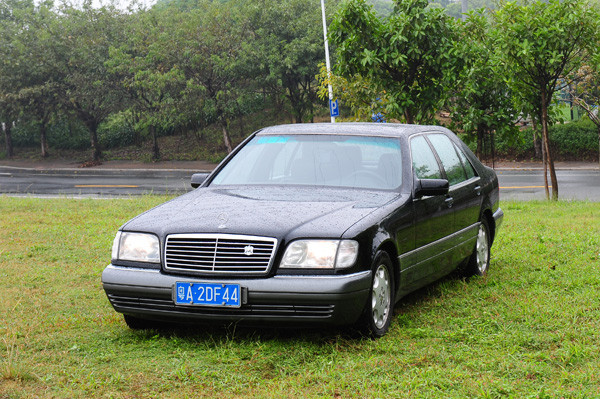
[321,0,335,123]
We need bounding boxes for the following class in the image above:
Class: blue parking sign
[329,99,340,117]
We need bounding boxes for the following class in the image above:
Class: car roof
[256,122,450,138]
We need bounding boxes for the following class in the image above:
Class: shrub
[11,119,40,148]
[98,112,136,149]
[494,118,598,161]
[494,127,533,159]
[47,118,89,150]
[549,118,598,159]
[9,117,90,150]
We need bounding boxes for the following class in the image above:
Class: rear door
[427,133,482,263]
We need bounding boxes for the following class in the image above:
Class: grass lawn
[1,197,599,398]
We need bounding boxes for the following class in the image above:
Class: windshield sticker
[256,136,290,144]
[345,138,400,149]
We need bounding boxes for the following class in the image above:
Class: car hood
[122,186,400,240]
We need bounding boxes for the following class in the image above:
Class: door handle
[445,196,454,208]
[474,185,482,196]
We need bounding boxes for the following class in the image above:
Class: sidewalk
[0,158,598,172]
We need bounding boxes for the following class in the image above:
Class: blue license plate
[174,282,241,308]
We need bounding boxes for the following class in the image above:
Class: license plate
[174,282,241,308]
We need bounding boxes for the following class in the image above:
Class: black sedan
[102,123,503,337]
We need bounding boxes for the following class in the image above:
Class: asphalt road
[0,167,195,197]
[496,169,600,201]
[1,165,599,201]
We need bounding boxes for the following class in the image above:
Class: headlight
[280,239,359,269]
[112,231,160,263]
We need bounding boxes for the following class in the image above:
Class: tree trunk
[238,109,245,137]
[541,91,558,200]
[221,121,233,153]
[404,110,414,124]
[88,121,102,162]
[490,128,496,169]
[542,129,548,199]
[40,123,49,158]
[150,125,160,161]
[532,119,543,160]
[476,124,485,160]
[3,122,14,158]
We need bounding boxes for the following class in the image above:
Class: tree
[59,3,128,162]
[449,10,518,161]
[168,1,256,152]
[241,0,330,124]
[14,1,67,158]
[0,0,65,158]
[0,0,34,157]
[107,9,185,160]
[329,0,461,124]
[494,0,600,200]
[317,64,386,121]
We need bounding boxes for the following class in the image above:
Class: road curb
[0,165,212,175]
[494,167,600,171]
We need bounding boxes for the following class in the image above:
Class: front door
[400,135,455,291]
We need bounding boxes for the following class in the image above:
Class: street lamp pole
[320,0,335,123]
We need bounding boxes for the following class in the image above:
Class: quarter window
[410,135,442,179]
[454,143,476,179]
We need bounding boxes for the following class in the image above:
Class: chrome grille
[164,234,277,275]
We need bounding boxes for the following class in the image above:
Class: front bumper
[102,265,372,326]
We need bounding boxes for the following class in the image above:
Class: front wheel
[465,219,491,276]
[358,251,395,338]
[123,314,158,330]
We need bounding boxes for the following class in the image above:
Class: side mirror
[191,173,210,188]
[414,178,449,198]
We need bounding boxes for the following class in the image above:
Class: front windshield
[210,134,403,190]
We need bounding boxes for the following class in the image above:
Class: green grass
[1,198,599,398]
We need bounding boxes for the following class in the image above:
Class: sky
[52,0,158,11]
[91,0,157,9]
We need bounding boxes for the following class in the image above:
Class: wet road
[0,167,195,197]
[0,166,599,201]
[496,169,600,201]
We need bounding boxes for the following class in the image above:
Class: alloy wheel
[476,224,489,274]
[372,264,392,329]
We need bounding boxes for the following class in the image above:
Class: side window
[453,143,476,179]
[410,135,442,179]
[427,134,467,186]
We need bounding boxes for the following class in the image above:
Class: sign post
[321,0,335,123]
[329,99,339,118]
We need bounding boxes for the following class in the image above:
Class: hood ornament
[217,213,229,229]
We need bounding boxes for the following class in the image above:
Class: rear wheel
[359,251,395,338]
[466,218,491,276]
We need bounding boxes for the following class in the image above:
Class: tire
[358,251,395,338]
[465,218,491,277]
[123,314,157,330]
